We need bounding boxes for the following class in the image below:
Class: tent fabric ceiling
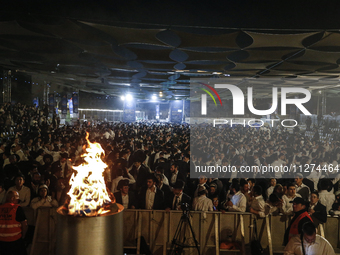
[1,17,340,99]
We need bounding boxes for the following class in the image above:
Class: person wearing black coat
[309,191,327,227]
[155,173,172,199]
[138,174,164,210]
[167,163,186,188]
[130,156,150,193]
[114,179,136,209]
[283,197,313,246]
[165,180,191,211]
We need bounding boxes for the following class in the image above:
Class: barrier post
[266,216,273,255]
[214,213,219,255]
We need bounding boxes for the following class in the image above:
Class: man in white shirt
[155,166,169,186]
[250,185,266,218]
[114,179,136,209]
[284,221,335,255]
[267,178,276,197]
[318,179,335,213]
[7,174,31,207]
[13,144,28,162]
[295,174,310,201]
[194,175,208,198]
[283,183,302,215]
[138,174,164,210]
[192,186,213,212]
[111,167,136,193]
[224,182,246,212]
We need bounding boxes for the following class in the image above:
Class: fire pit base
[56,203,124,255]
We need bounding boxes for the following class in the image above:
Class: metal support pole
[317,94,320,116]
[322,91,326,115]
[2,70,11,103]
[42,81,50,105]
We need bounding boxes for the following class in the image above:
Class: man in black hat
[114,179,136,209]
[283,197,313,246]
[130,156,150,192]
[138,174,164,210]
[168,163,186,188]
[165,180,191,211]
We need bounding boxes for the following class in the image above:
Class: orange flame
[67,132,111,216]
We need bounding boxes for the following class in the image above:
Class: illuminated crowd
[1,103,340,251]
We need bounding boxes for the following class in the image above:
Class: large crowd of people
[0,102,339,254]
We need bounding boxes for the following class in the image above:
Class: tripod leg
[186,217,201,255]
[168,218,184,255]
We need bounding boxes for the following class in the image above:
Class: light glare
[126,94,133,101]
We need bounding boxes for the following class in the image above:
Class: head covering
[38,184,48,191]
[289,197,306,205]
[209,183,217,189]
[117,179,129,190]
[198,186,208,195]
[60,153,68,159]
[15,173,25,180]
[173,180,185,190]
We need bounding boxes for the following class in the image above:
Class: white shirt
[309,202,318,211]
[3,158,10,168]
[122,193,129,209]
[318,190,335,213]
[282,194,302,215]
[145,186,156,210]
[7,185,31,207]
[36,155,45,166]
[192,195,213,212]
[264,203,281,216]
[30,196,59,210]
[16,150,28,162]
[111,174,136,193]
[171,171,178,185]
[267,186,274,197]
[251,195,266,218]
[162,174,169,186]
[172,193,183,210]
[284,235,335,255]
[228,191,246,212]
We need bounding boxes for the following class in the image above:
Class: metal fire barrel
[56,203,124,255]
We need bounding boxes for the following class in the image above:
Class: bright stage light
[152,95,157,100]
[126,94,133,101]
[121,96,125,100]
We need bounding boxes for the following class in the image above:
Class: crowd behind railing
[0,103,340,253]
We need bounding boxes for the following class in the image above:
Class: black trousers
[0,238,27,255]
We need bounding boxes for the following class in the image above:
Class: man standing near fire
[0,191,28,255]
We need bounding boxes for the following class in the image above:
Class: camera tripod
[168,211,200,255]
